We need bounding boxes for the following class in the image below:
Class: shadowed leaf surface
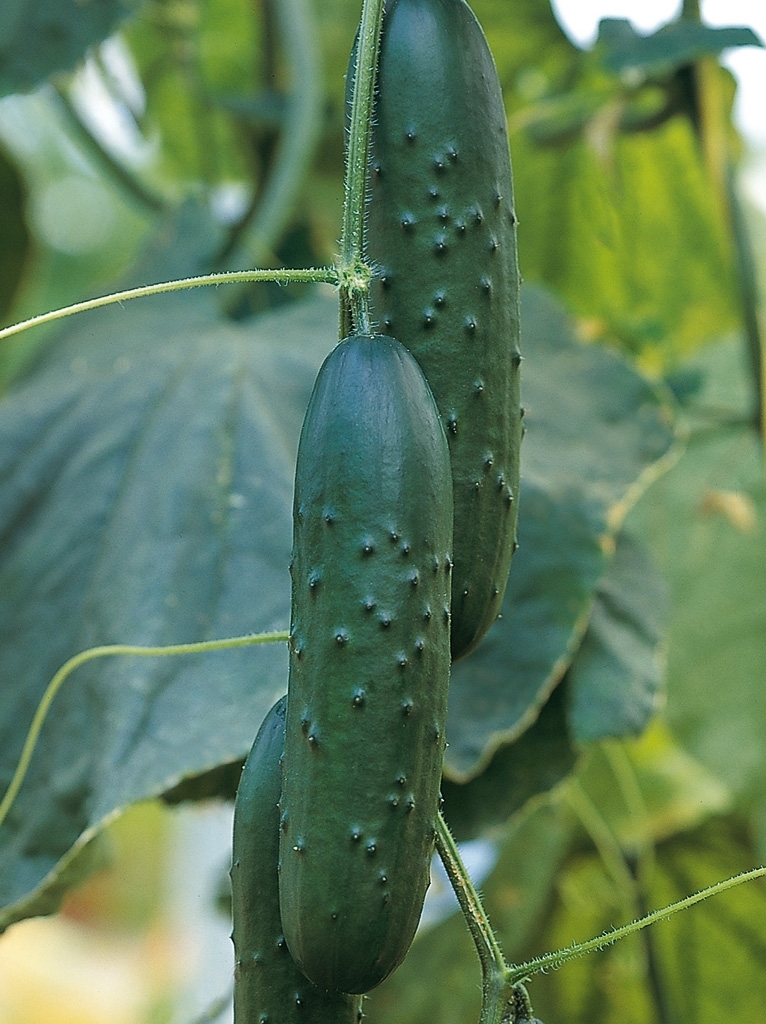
[0,220,675,927]
[568,531,668,744]
[0,0,137,97]
[0,143,29,326]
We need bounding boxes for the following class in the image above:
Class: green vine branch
[241,0,323,269]
[52,83,166,214]
[438,808,765,1022]
[507,865,766,986]
[0,630,289,832]
[435,814,516,1024]
[338,0,385,337]
[0,267,338,342]
[565,778,639,907]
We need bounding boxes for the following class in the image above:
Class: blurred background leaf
[0,0,138,97]
[627,335,766,852]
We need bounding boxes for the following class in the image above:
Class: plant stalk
[338,0,385,336]
[0,267,338,342]
[435,814,513,1024]
[507,865,766,984]
[232,0,324,270]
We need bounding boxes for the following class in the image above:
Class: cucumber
[279,334,453,994]
[361,0,523,661]
[231,696,362,1024]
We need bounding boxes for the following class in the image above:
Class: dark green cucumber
[279,334,453,994]
[361,0,523,661]
[231,696,362,1024]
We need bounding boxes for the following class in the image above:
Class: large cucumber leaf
[0,212,676,927]
[0,216,329,931]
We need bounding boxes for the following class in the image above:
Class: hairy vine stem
[437,805,765,1023]
[435,814,515,1024]
[0,631,289,832]
[507,864,766,986]
[0,267,338,342]
[338,0,385,336]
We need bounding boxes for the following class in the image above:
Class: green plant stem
[507,865,766,985]
[0,631,289,831]
[724,161,765,448]
[602,741,655,887]
[600,743,672,1024]
[566,777,638,906]
[242,0,323,268]
[338,0,384,336]
[0,267,338,341]
[435,814,512,1024]
[52,84,166,214]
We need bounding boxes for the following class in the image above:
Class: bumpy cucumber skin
[231,696,362,1024]
[279,334,453,994]
[363,0,522,661]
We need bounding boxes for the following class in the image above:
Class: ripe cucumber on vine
[232,696,363,1023]
[359,0,523,662]
[279,334,453,994]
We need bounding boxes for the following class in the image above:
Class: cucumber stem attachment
[435,813,517,1024]
[338,0,385,336]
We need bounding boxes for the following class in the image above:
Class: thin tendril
[0,268,339,342]
[0,631,289,830]
[507,866,766,984]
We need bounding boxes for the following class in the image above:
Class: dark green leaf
[0,0,137,97]
[568,532,668,744]
[0,143,29,326]
[598,18,763,79]
[442,680,577,841]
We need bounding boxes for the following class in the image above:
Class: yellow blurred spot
[700,488,758,533]
[574,317,609,344]
[0,916,173,1024]
[597,532,616,557]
